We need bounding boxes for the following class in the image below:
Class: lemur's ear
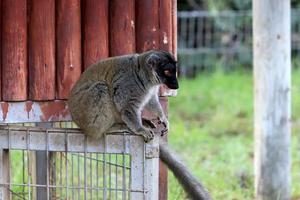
[146,53,161,69]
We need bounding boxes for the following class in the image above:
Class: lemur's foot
[142,118,156,129]
[137,128,154,142]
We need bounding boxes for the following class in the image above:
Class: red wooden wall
[0,1,176,199]
[0,0,176,102]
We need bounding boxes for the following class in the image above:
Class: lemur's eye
[164,70,172,77]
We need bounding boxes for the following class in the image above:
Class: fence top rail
[178,9,300,18]
[178,10,252,18]
[0,125,160,154]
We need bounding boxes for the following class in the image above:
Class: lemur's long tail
[159,142,212,200]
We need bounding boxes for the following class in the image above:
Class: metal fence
[0,123,159,200]
[177,9,300,76]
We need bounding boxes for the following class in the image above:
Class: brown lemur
[68,50,212,200]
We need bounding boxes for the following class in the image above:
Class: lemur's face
[155,52,179,90]
[159,62,178,89]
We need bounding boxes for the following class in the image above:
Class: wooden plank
[158,1,175,198]
[172,0,177,56]
[56,0,81,99]
[253,0,291,199]
[159,0,172,52]
[158,0,177,97]
[0,0,2,101]
[109,0,135,56]
[0,98,168,123]
[1,0,27,101]
[136,0,159,52]
[28,0,55,100]
[83,0,109,69]
[0,101,70,123]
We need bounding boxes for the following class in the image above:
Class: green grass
[168,69,300,199]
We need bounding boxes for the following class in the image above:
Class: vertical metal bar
[60,152,63,198]
[77,152,80,199]
[90,153,92,199]
[122,132,127,200]
[196,16,203,48]
[205,17,211,48]
[181,17,187,48]
[103,135,107,200]
[8,128,11,200]
[22,150,25,198]
[210,16,215,47]
[211,16,215,47]
[27,128,31,200]
[96,153,99,199]
[65,130,69,199]
[0,148,10,200]
[84,136,87,200]
[143,140,146,200]
[128,136,132,200]
[115,154,118,199]
[188,17,195,48]
[108,154,111,199]
[46,129,49,200]
[128,159,131,200]
[178,17,183,48]
[50,152,56,199]
[72,154,74,200]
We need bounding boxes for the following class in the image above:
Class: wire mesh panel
[178,9,300,75]
[178,10,252,74]
[0,124,159,200]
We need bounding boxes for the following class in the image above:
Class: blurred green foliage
[168,68,300,199]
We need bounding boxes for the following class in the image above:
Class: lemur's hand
[157,117,169,136]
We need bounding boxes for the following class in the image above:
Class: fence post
[35,122,52,200]
[253,0,291,199]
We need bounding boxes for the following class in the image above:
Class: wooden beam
[109,0,135,56]
[253,0,291,199]
[172,0,177,56]
[159,0,172,52]
[56,0,81,99]
[28,0,55,100]
[1,0,27,101]
[0,99,168,123]
[0,101,70,123]
[83,0,109,69]
[0,0,2,101]
[136,0,159,52]
[158,0,177,97]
